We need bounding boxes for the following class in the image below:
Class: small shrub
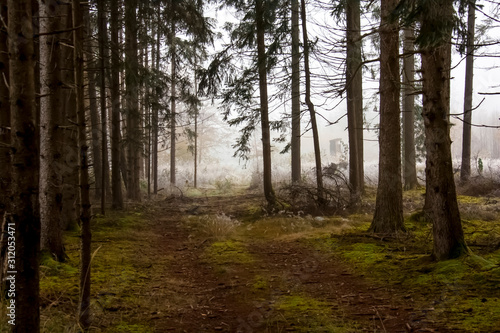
[193,213,241,240]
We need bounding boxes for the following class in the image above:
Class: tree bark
[84,1,103,202]
[402,27,418,190]
[8,0,40,329]
[61,4,79,231]
[291,0,301,184]
[300,0,325,204]
[170,4,177,186]
[73,0,92,328]
[370,0,405,234]
[39,0,66,261]
[125,0,141,201]
[110,0,124,209]
[153,16,160,194]
[420,0,467,260]
[256,0,276,207]
[460,0,476,182]
[346,0,364,202]
[0,0,9,298]
[98,0,110,213]
[0,0,9,225]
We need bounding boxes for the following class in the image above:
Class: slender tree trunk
[98,0,109,213]
[84,2,102,201]
[291,0,301,184]
[170,8,177,186]
[420,0,467,260]
[39,0,66,261]
[110,0,123,209]
[256,0,276,207]
[125,0,141,201]
[370,0,405,234]
[346,0,364,202]
[194,70,198,188]
[8,0,40,329]
[402,27,418,190]
[73,0,92,327]
[153,18,160,194]
[460,0,476,182]
[145,14,151,197]
[61,4,79,231]
[300,0,324,204]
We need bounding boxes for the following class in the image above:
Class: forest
[1,0,500,332]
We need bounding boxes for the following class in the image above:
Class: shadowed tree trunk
[402,27,418,190]
[460,0,476,182]
[0,0,9,300]
[98,0,110,213]
[291,0,301,184]
[73,0,92,328]
[125,0,141,201]
[84,1,103,202]
[256,0,276,207]
[420,0,467,260]
[170,2,177,186]
[110,0,124,209]
[370,0,405,234]
[346,0,364,202]
[39,0,66,261]
[61,4,79,231]
[8,0,40,329]
[153,15,160,194]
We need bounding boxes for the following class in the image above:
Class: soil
[126,193,453,333]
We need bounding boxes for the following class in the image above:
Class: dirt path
[140,194,450,333]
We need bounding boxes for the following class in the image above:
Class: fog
[157,3,500,189]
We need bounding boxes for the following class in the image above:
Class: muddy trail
[138,193,451,333]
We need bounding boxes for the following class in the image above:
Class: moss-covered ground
[1,188,499,332]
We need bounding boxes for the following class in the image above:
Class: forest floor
[2,184,500,332]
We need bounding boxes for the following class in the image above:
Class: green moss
[272,294,359,332]
[252,275,268,290]
[457,195,483,204]
[205,240,254,266]
[342,243,387,267]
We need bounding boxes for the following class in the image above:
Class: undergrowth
[305,193,500,332]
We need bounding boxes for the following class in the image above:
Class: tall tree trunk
[291,0,301,184]
[61,4,79,231]
[300,0,324,204]
[370,0,405,234]
[170,7,177,186]
[98,0,109,213]
[194,69,198,188]
[84,2,102,202]
[73,0,92,327]
[8,0,40,329]
[256,0,276,207]
[0,0,9,225]
[460,0,476,182]
[125,0,141,201]
[39,0,66,261]
[145,11,151,197]
[153,17,160,194]
[420,0,467,260]
[0,0,9,302]
[402,27,418,190]
[110,0,124,209]
[346,0,364,202]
